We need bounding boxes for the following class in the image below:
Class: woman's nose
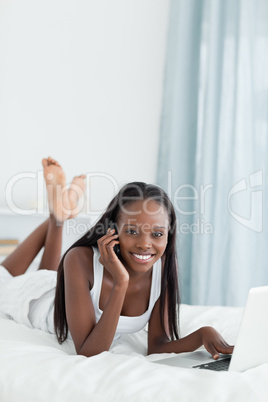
[136,236,152,250]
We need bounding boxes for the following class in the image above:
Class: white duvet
[1,302,268,402]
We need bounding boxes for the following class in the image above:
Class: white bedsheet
[0,304,268,402]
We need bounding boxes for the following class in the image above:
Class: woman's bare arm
[64,246,128,357]
[147,298,233,359]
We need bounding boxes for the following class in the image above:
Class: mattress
[0,303,267,402]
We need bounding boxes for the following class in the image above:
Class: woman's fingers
[106,240,120,252]
[105,241,120,261]
[207,342,234,359]
[98,230,118,246]
[206,343,220,360]
[97,229,119,257]
[98,228,121,271]
[217,337,234,353]
[97,229,129,284]
[98,228,117,243]
[98,234,119,248]
[201,327,234,359]
[218,343,234,355]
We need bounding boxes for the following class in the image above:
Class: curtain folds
[157,0,268,306]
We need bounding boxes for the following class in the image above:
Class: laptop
[155,286,268,372]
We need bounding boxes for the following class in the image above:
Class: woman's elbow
[77,344,110,358]
[147,342,164,355]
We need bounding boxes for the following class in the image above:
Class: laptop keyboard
[193,356,231,371]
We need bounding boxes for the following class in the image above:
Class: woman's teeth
[132,253,152,260]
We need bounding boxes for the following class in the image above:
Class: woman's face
[116,199,169,274]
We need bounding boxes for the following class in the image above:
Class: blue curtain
[157,0,268,307]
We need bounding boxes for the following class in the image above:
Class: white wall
[0,0,170,251]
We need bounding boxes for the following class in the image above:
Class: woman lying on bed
[0,157,233,358]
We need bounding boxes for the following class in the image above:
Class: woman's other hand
[200,326,234,360]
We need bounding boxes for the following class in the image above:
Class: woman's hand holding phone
[97,228,129,286]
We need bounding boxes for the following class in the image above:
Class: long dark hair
[54,182,180,343]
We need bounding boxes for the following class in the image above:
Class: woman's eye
[152,232,163,238]
[126,229,138,235]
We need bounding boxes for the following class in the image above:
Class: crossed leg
[1,157,86,277]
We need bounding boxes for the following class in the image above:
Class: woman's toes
[42,158,48,168]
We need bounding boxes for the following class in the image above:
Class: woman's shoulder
[64,246,94,283]
[65,245,94,261]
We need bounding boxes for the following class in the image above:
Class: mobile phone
[109,223,120,256]
[114,240,120,256]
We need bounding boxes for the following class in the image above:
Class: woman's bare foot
[68,175,86,218]
[42,157,71,223]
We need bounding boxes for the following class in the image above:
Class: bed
[1,302,268,402]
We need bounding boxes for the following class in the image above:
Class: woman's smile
[130,253,156,263]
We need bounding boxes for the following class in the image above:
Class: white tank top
[90,248,162,339]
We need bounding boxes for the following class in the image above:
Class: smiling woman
[52,181,233,358]
[54,181,181,355]
[0,165,234,359]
